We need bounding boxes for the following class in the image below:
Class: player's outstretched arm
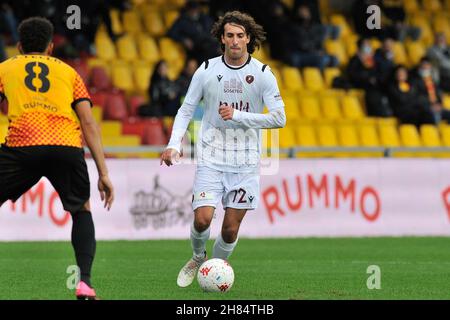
[75,100,114,210]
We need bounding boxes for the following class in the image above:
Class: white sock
[190,222,210,260]
[213,233,238,260]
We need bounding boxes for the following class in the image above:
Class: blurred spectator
[387,65,434,126]
[286,5,338,69]
[427,33,450,92]
[293,0,340,39]
[347,38,392,117]
[374,37,396,88]
[167,1,220,64]
[265,1,292,64]
[139,60,180,118]
[411,58,450,125]
[175,58,198,102]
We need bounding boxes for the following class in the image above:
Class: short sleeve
[262,67,284,111]
[72,73,92,108]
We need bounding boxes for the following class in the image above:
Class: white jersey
[167,55,286,173]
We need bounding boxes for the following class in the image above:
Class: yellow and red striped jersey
[0,54,91,148]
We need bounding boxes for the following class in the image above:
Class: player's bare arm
[75,100,114,210]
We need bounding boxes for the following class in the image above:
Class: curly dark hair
[211,11,266,54]
[18,17,54,53]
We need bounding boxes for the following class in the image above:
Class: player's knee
[194,218,211,233]
[221,226,239,243]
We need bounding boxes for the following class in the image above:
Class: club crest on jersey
[217,75,223,82]
[245,75,254,84]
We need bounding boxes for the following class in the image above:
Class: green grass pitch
[0,237,449,300]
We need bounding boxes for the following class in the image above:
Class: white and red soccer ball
[197,258,234,293]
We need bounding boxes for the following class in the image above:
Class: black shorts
[0,145,90,213]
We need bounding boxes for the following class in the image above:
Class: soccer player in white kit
[160,11,286,288]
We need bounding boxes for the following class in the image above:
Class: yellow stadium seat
[103,135,141,147]
[296,124,319,157]
[325,39,348,66]
[123,10,143,34]
[132,60,153,92]
[404,0,420,13]
[359,122,383,157]
[159,37,185,76]
[396,124,421,157]
[379,123,401,147]
[329,14,351,39]
[341,96,365,120]
[423,0,442,12]
[421,124,441,147]
[324,68,341,88]
[117,35,138,61]
[109,9,123,34]
[344,34,358,58]
[318,124,339,157]
[92,106,103,123]
[441,124,450,145]
[392,41,408,66]
[87,58,111,76]
[409,13,434,46]
[321,96,342,120]
[406,41,426,66]
[144,11,165,36]
[279,127,297,149]
[137,34,160,64]
[111,61,134,92]
[300,96,321,120]
[95,34,116,61]
[337,123,359,157]
[281,66,303,91]
[284,96,301,124]
[164,10,180,29]
[303,67,324,91]
[442,94,450,110]
[101,121,122,137]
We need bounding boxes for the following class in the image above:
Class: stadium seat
[296,123,319,157]
[324,68,341,88]
[94,33,116,61]
[122,117,147,143]
[404,0,420,13]
[92,106,103,123]
[409,13,434,46]
[164,10,180,29]
[132,60,153,92]
[137,35,160,63]
[128,95,147,117]
[303,67,324,91]
[87,58,111,76]
[104,91,128,120]
[341,96,365,120]
[420,124,441,157]
[279,127,297,149]
[337,123,359,157]
[142,118,167,145]
[109,9,123,34]
[379,123,401,147]
[101,120,122,137]
[321,96,342,120]
[359,122,383,157]
[392,42,408,66]
[159,37,185,71]
[144,10,165,36]
[123,10,143,34]
[283,96,301,124]
[325,39,348,66]
[300,96,321,120]
[90,66,111,91]
[406,41,426,66]
[117,35,138,62]
[102,135,141,147]
[111,61,134,92]
[329,14,351,39]
[396,124,422,157]
[66,59,90,83]
[344,34,358,58]
[281,66,303,92]
[423,0,442,12]
[317,124,338,157]
[90,90,109,108]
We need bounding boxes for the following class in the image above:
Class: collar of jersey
[221,54,251,70]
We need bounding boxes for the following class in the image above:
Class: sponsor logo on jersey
[224,78,243,93]
[217,75,223,82]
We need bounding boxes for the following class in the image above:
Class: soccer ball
[197,258,234,293]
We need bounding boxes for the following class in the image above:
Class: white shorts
[192,166,260,211]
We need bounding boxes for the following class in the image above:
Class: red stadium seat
[128,95,147,117]
[122,117,147,143]
[142,118,167,145]
[90,90,109,108]
[90,66,111,91]
[104,91,128,120]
